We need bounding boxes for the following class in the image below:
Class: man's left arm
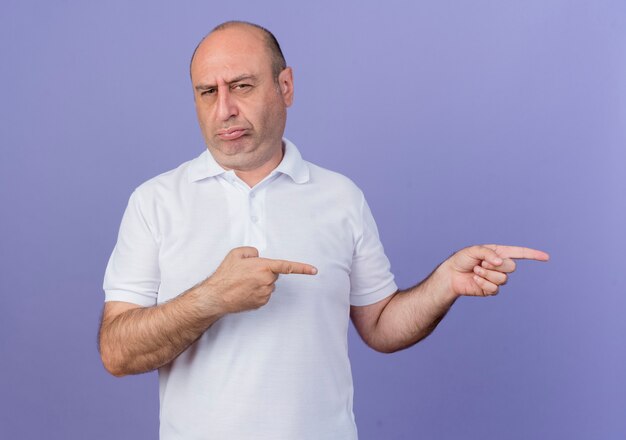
[350,244,549,353]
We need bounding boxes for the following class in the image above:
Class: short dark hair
[190,21,287,80]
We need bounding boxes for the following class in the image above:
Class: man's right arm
[98,285,224,377]
[98,246,317,377]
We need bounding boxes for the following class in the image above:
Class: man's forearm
[353,245,549,353]
[99,284,224,377]
[372,262,459,353]
[99,247,317,377]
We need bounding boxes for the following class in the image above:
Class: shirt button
[251,216,259,223]
[250,192,256,199]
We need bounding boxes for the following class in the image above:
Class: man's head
[191,21,287,81]
[190,21,293,176]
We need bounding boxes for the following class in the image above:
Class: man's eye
[201,89,216,96]
[233,84,251,91]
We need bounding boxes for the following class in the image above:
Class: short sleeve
[103,190,160,307]
[349,194,398,306]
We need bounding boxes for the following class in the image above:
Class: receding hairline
[189,21,287,80]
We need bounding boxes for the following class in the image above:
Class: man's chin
[210,138,252,156]
[209,145,258,169]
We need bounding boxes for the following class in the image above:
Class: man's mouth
[217,127,247,141]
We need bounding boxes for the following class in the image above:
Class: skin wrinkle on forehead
[194,74,259,92]
[191,30,271,90]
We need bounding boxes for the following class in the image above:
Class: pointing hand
[443,244,549,297]
[203,247,317,314]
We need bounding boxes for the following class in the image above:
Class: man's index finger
[264,258,318,275]
[485,244,550,261]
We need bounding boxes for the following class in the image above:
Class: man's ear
[278,67,294,107]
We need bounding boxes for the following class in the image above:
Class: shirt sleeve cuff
[104,290,157,307]
[349,280,398,307]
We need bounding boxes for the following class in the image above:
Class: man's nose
[215,88,239,121]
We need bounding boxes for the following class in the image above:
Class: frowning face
[190,25,293,174]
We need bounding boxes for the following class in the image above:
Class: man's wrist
[430,260,460,305]
[185,280,229,321]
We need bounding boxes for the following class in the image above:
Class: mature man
[99,21,549,439]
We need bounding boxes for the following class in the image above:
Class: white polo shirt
[104,139,397,440]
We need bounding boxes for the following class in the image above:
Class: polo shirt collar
[187,138,309,184]
[187,149,227,182]
[274,138,310,184]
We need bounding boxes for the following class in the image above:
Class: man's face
[190,26,293,172]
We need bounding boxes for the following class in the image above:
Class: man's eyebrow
[228,74,257,84]
[194,74,258,91]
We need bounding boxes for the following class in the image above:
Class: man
[99,21,549,439]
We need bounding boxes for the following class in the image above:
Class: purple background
[1,1,625,439]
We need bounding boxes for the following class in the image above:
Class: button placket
[247,185,266,251]
[249,190,260,224]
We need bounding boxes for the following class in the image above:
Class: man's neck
[233,144,284,188]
